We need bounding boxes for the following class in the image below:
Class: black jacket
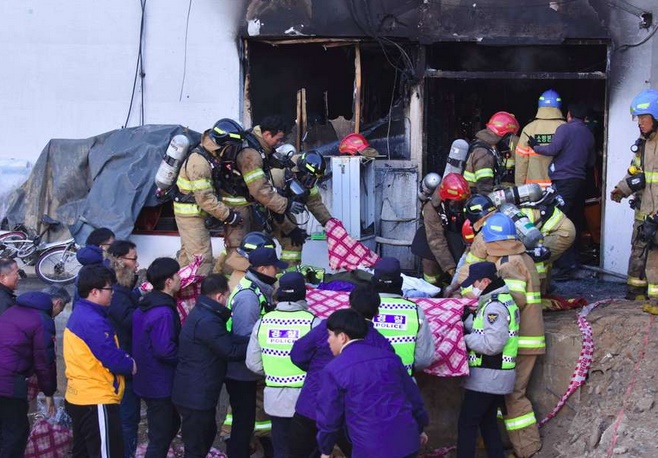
[171,295,249,410]
[108,284,140,353]
[0,283,16,317]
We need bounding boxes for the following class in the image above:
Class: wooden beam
[354,44,362,133]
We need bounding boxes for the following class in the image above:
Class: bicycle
[0,215,82,284]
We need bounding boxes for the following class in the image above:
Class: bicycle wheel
[0,231,29,258]
[36,245,82,284]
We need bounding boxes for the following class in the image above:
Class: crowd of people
[0,85,656,458]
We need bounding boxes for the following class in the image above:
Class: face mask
[471,287,483,299]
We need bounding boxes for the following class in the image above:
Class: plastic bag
[25,406,73,458]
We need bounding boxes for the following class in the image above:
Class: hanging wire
[179,0,193,101]
[124,0,147,128]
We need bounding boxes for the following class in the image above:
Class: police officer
[464,111,520,194]
[246,272,321,458]
[515,89,566,189]
[370,257,435,374]
[610,88,658,303]
[174,118,244,276]
[224,231,276,292]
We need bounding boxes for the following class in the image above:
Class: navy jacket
[108,284,140,354]
[0,292,57,399]
[73,245,107,306]
[290,319,394,420]
[0,283,16,316]
[317,341,429,458]
[533,118,595,181]
[172,295,249,411]
[132,290,181,399]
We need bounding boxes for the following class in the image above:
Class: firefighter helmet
[296,150,326,188]
[238,232,276,258]
[464,195,496,224]
[481,213,517,243]
[486,111,520,137]
[209,118,244,147]
[630,89,658,120]
[438,173,471,201]
[538,89,562,108]
[339,133,369,155]
[462,220,475,244]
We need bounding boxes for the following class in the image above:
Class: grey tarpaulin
[5,125,201,243]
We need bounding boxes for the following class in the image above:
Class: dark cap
[16,291,54,313]
[372,257,402,283]
[276,271,306,301]
[249,247,287,269]
[461,262,498,288]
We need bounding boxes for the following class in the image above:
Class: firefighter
[269,150,332,267]
[464,111,520,194]
[411,173,471,287]
[610,88,658,303]
[174,118,244,276]
[464,213,543,458]
[224,231,276,292]
[217,116,305,275]
[515,89,566,188]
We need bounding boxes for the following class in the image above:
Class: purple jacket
[290,319,393,420]
[132,290,181,399]
[0,292,57,399]
[317,341,429,458]
[533,118,595,181]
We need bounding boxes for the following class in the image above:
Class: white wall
[602,4,658,274]
[0,0,245,163]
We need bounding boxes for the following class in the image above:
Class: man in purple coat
[0,291,57,457]
[288,284,394,458]
[133,257,182,458]
[317,309,429,458]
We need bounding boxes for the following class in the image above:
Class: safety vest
[226,276,271,331]
[468,293,520,370]
[257,309,315,388]
[373,297,420,375]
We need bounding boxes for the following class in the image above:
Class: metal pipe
[579,264,627,280]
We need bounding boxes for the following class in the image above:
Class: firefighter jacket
[515,107,566,188]
[421,196,457,273]
[615,130,658,221]
[459,239,544,356]
[501,134,520,186]
[464,128,503,194]
[222,126,289,215]
[174,134,231,221]
[270,161,332,226]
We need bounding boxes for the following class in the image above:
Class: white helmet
[276,143,297,157]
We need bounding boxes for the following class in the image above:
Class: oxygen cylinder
[418,173,441,202]
[442,139,469,178]
[499,203,544,248]
[488,184,543,208]
[154,135,191,193]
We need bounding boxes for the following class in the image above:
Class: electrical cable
[615,23,658,52]
[179,0,193,101]
[124,0,147,128]
[386,66,398,160]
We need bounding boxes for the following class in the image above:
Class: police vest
[226,276,272,332]
[468,292,520,370]
[257,309,315,388]
[373,298,420,375]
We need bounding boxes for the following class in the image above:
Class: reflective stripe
[526,179,551,188]
[518,336,545,349]
[646,171,658,183]
[221,195,250,206]
[463,171,476,183]
[504,279,527,294]
[309,186,320,196]
[243,168,266,184]
[542,208,563,233]
[460,285,474,297]
[173,202,205,216]
[504,411,537,430]
[224,415,272,431]
[526,291,542,305]
[535,262,546,274]
[515,146,533,157]
[506,158,515,167]
[627,276,648,287]
[281,250,301,261]
[466,252,485,264]
[474,168,494,180]
[423,273,439,284]
[648,284,658,297]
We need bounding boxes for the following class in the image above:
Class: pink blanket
[307,289,471,377]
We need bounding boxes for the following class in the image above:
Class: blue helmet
[481,213,517,243]
[538,89,562,108]
[630,89,658,120]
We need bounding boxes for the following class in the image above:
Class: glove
[527,135,539,149]
[287,227,308,247]
[610,188,624,203]
[223,210,243,227]
[287,199,305,215]
[461,306,474,322]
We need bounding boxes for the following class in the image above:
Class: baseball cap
[461,261,498,288]
[249,247,287,269]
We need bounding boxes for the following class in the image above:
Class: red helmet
[486,111,520,137]
[438,173,471,201]
[339,133,369,155]
[462,220,475,244]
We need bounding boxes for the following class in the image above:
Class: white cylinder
[443,139,469,178]
[154,135,191,192]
